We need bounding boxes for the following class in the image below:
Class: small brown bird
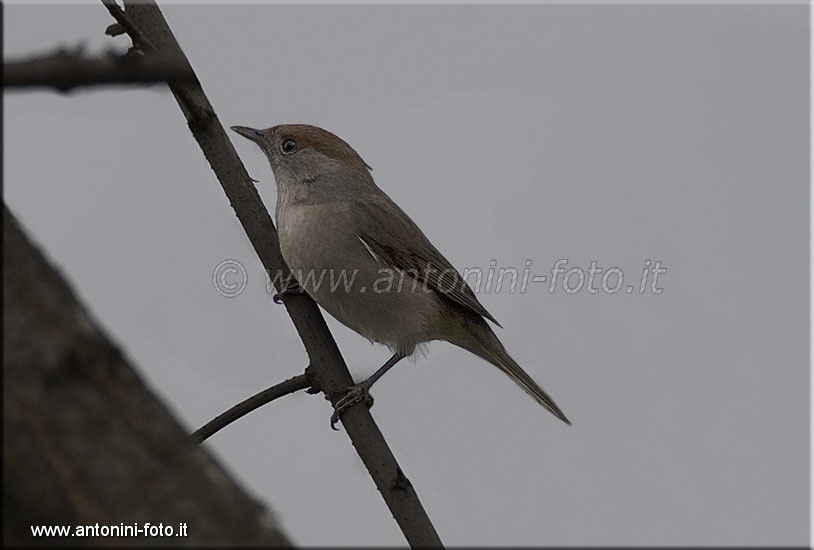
[232,124,569,428]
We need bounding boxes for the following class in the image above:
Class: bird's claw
[329,384,374,430]
[272,280,305,304]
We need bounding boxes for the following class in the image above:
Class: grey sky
[4,3,808,546]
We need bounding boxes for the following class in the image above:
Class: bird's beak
[231,125,264,144]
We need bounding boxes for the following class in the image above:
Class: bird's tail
[451,320,571,425]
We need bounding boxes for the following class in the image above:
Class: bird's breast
[276,201,444,352]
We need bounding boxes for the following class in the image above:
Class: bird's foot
[272,279,305,304]
[328,383,374,430]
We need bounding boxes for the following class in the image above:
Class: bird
[231,124,570,428]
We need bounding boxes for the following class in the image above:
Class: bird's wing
[354,194,501,327]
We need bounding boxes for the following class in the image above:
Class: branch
[3,47,196,91]
[194,372,312,443]
[101,0,157,54]
[102,1,443,547]
[3,204,290,547]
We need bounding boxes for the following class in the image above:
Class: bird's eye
[281,139,298,154]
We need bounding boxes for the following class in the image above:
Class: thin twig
[193,373,311,443]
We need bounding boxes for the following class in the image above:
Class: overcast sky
[4,3,809,546]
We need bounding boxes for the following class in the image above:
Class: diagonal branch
[101,1,443,547]
[101,0,157,53]
[3,204,291,547]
